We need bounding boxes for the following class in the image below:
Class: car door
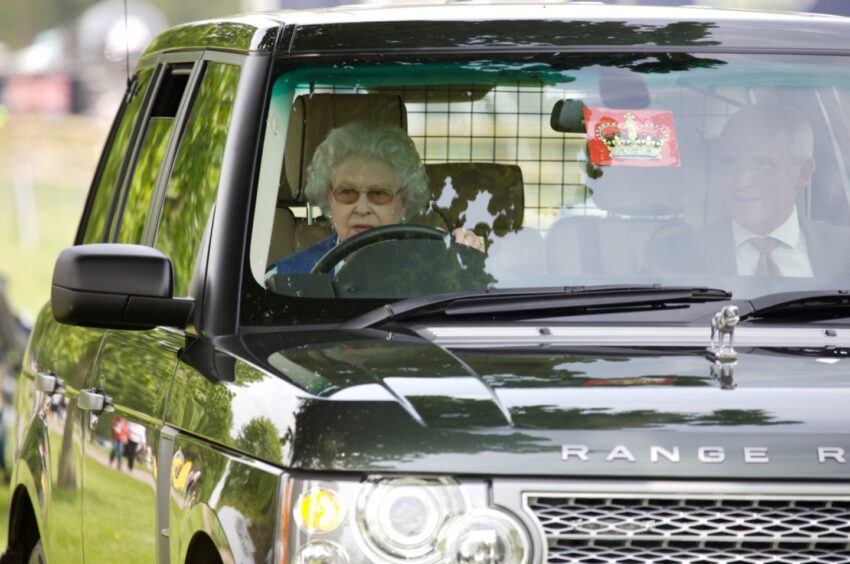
[16,68,155,563]
[79,54,243,563]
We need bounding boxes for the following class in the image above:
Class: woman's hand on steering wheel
[450,227,484,252]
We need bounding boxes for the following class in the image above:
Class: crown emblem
[595,112,670,160]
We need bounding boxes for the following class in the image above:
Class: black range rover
[6,3,850,563]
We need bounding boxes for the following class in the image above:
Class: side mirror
[51,244,193,330]
[550,99,587,133]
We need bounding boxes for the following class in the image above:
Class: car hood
[192,326,850,478]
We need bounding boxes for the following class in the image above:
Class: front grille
[526,494,850,563]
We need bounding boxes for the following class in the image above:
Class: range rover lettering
[5,3,850,563]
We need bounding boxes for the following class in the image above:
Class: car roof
[141,2,850,59]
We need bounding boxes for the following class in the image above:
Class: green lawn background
[0,182,87,318]
[48,429,157,563]
[1,115,108,548]
[0,115,107,319]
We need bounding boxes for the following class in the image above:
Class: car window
[154,62,241,297]
[80,68,153,244]
[116,64,192,244]
[247,53,850,324]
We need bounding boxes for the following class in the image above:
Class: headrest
[598,68,650,109]
[424,163,524,237]
[585,127,708,217]
[281,93,408,202]
[267,207,296,264]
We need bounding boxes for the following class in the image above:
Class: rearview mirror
[550,99,587,133]
[51,244,193,330]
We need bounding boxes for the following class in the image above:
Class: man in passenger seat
[267,121,482,275]
[644,103,850,278]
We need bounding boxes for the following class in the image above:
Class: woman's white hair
[304,121,429,218]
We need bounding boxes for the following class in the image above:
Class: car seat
[421,162,524,243]
[545,127,709,277]
[268,93,409,265]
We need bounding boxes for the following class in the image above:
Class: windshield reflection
[249,52,850,324]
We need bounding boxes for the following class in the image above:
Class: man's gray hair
[304,121,429,218]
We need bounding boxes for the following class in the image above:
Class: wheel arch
[184,530,223,564]
[6,484,42,559]
[165,432,284,564]
[174,502,234,564]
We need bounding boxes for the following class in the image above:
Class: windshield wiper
[342,285,732,328]
[746,290,850,321]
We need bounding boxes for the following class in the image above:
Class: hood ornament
[708,305,739,361]
[707,305,739,390]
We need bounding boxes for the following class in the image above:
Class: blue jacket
[268,235,337,275]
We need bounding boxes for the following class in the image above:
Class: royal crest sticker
[583,107,680,167]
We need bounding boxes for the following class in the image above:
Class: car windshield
[243,52,850,325]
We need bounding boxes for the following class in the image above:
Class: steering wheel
[310,224,449,274]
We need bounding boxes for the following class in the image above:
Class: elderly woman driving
[268,121,482,274]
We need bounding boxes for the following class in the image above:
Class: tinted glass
[116,65,191,244]
[81,68,153,244]
[248,53,850,324]
[116,118,174,244]
[154,62,241,296]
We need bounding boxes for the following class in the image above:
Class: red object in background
[3,74,75,114]
[583,377,675,387]
[583,107,680,167]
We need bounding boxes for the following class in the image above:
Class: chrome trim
[492,480,850,564]
[35,372,64,395]
[420,325,850,348]
[708,305,740,361]
[77,389,113,413]
[157,426,178,564]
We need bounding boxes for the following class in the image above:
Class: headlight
[355,477,468,562]
[295,486,345,533]
[284,475,532,564]
[292,540,349,564]
[443,509,530,564]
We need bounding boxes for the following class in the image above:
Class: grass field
[41,431,157,563]
[0,115,105,320]
[1,115,105,551]
[81,442,158,563]
[0,430,156,557]
[0,182,87,320]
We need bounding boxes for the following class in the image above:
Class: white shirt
[127,421,146,445]
[732,208,814,277]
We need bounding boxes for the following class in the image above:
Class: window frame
[147,50,248,248]
[108,51,204,245]
[151,54,247,298]
[240,49,850,328]
[198,50,274,337]
[73,67,156,245]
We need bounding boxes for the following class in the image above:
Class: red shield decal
[583,107,680,167]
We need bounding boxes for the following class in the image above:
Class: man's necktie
[749,236,782,276]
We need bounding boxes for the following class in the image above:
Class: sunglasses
[331,187,397,206]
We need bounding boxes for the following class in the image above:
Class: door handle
[35,372,65,396]
[77,388,114,413]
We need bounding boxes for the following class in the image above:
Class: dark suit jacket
[267,235,337,275]
[644,218,850,278]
